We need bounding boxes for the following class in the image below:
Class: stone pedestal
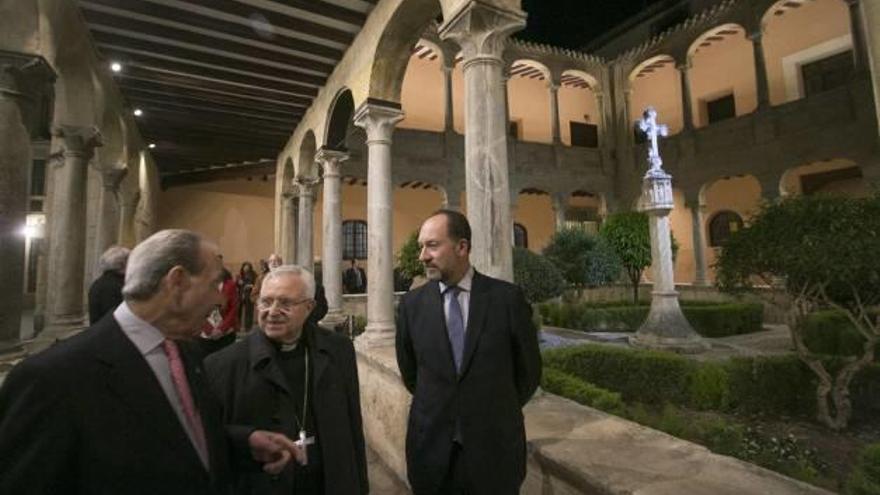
[316,148,349,328]
[353,101,404,346]
[45,125,102,336]
[92,166,127,277]
[295,177,318,270]
[440,1,526,283]
[631,174,708,353]
[0,55,54,345]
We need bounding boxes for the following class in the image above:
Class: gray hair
[98,246,130,275]
[262,264,316,299]
[122,229,207,301]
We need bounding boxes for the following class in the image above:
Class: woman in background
[236,262,257,332]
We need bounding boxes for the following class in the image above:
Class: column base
[319,310,348,331]
[357,322,396,348]
[40,314,86,341]
[631,291,709,354]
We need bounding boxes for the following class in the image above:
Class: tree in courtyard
[513,247,565,304]
[542,227,621,289]
[599,211,677,304]
[715,194,880,430]
[396,231,424,283]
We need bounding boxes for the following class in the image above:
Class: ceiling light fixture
[110,62,122,73]
[148,143,156,149]
[133,108,143,117]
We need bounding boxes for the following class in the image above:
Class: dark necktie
[444,285,465,372]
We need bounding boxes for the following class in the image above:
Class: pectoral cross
[638,106,668,177]
[296,429,315,465]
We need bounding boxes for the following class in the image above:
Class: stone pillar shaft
[677,62,694,130]
[281,191,298,265]
[316,148,349,326]
[549,82,561,143]
[440,2,526,283]
[442,65,454,131]
[47,125,102,333]
[848,0,869,71]
[688,200,709,286]
[93,167,127,277]
[295,179,317,269]
[551,192,567,231]
[118,192,139,247]
[353,102,404,344]
[750,30,771,109]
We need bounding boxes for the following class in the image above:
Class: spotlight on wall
[133,108,143,117]
[110,62,122,73]
[148,143,156,149]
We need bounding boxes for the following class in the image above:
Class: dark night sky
[517,0,667,49]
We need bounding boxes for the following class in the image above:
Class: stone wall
[356,343,831,494]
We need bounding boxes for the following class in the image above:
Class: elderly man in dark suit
[396,210,542,495]
[205,264,368,495]
[0,229,302,495]
[88,245,129,324]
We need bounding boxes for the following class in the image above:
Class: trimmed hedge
[541,367,625,415]
[543,343,880,418]
[800,310,879,357]
[539,301,764,338]
[847,443,880,495]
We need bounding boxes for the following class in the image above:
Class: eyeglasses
[257,297,312,312]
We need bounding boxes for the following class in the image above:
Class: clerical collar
[279,341,299,352]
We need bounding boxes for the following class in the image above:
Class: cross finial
[638,107,668,177]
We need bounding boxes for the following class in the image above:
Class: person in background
[236,262,257,332]
[88,246,130,324]
[342,259,367,294]
[251,255,280,306]
[200,267,239,356]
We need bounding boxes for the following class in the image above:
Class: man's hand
[247,430,306,474]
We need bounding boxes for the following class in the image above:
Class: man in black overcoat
[206,264,368,495]
[396,210,542,495]
[88,245,129,324]
[0,229,301,495]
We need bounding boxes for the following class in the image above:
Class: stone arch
[686,23,756,126]
[514,187,553,250]
[324,88,355,151]
[780,158,870,197]
[559,69,601,147]
[366,0,443,104]
[761,0,852,105]
[627,54,683,134]
[400,39,446,131]
[297,130,318,179]
[507,59,553,143]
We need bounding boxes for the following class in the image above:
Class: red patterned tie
[162,339,209,467]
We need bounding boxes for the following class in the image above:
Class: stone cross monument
[631,107,708,353]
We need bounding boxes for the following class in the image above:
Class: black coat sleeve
[509,286,542,405]
[340,339,369,494]
[395,298,417,394]
[0,360,77,494]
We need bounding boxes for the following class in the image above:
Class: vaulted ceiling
[78,0,376,187]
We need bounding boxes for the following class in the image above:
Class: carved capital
[315,147,349,179]
[439,2,526,66]
[101,166,128,192]
[352,100,404,145]
[0,53,55,136]
[52,125,102,162]
[294,176,320,197]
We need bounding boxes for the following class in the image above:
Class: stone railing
[356,343,831,494]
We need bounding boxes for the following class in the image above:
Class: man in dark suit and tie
[395,210,542,495]
[0,229,302,495]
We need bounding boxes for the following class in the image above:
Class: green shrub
[513,247,565,304]
[726,355,816,416]
[689,362,731,411]
[543,344,697,404]
[396,231,424,280]
[542,228,621,288]
[800,310,878,357]
[541,367,625,415]
[847,443,880,495]
[537,301,763,337]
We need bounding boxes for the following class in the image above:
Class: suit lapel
[249,331,291,396]
[423,280,458,379]
[459,271,489,379]
[95,320,206,472]
[310,325,331,391]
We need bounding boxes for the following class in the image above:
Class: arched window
[513,223,528,249]
[343,220,367,260]
[708,210,744,247]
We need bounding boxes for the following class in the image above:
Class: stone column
[118,191,139,247]
[685,194,709,286]
[0,55,53,345]
[549,81,561,144]
[442,63,454,132]
[281,189,298,264]
[677,61,694,130]
[316,148,349,328]
[595,90,607,148]
[46,125,102,336]
[847,0,869,72]
[551,192,567,231]
[502,66,512,131]
[353,101,404,345]
[863,0,880,135]
[749,29,771,110]
[632,174,708,352]
[92,166,127,277]
[443,185,463,211]
[295,177,318,270]
[440,2,526,282]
